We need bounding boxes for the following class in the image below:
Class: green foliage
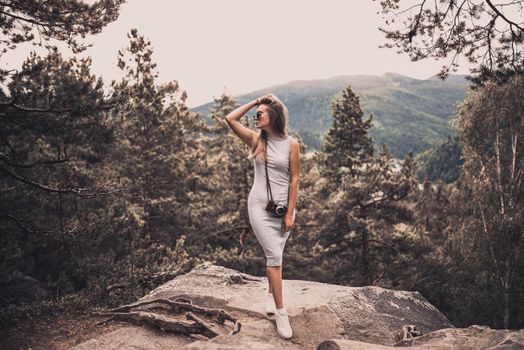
[318,86,374,186]
[416,136,464,184]
[0,1,125,69]
[400,75,524,329]
[376,0,524,79]
[110,29,208,242]
[374,2,524,328]
[301,85,420,286]
[0,49,117,295]
[190,94,276,272]
[0,30,204,331]
[0,2,126,315]
[447,75,524,328]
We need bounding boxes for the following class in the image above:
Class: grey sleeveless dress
[248,133,296,266]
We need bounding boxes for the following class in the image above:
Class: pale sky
[4,0,478,108]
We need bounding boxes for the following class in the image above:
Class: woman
[225,94,300,339]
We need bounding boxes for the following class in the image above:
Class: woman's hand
[282,214,295,233]
[255,94,274,106]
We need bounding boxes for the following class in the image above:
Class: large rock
[318,325,524,349]
[70,262,522,349]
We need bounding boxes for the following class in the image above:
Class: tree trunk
[362,228,369,285]
[503,287,510,329]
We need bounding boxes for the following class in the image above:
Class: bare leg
[267,265,284,309]
[267,265,283,294]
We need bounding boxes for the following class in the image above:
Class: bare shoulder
[288,136,300,149]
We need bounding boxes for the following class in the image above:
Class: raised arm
[225,99,259,147]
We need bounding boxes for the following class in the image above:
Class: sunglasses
[253,111,265,120]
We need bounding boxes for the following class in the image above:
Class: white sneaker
[275,308,293,339]
[266,293,276,315]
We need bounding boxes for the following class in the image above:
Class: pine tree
[0,49,117,295]
[0,1,125,61]
[110,29,207,244]
[377,0,524,80]
[0,0,131,310]
[311,86,419,286]
[195,94,260,270]
[319,86,374,189]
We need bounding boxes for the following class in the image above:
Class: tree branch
[485,0,524,31]
[0,163,119,198]
[0,154,67,168]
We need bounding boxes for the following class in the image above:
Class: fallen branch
[136,271,181,288]
[97,310,218,338]
[111,297,239,327]
[105,283,126,292]
[228,273,261,285]
[101,297,241,336]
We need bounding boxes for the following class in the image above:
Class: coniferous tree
[0,0,125,58]
[376,0,524,80]
[415,136,464,184]
[310,86,419,286]
[110,29,207,244]
[0,0,125,303]
[318,86,374,188]
[188,94,260,270]
[82,29,207,296]
[0,50,117,298]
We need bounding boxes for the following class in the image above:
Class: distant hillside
[415,135,464,184]
[192,73,470,159]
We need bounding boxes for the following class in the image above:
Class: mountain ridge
[192,73,470,159]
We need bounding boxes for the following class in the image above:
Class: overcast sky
[5,0,482,107]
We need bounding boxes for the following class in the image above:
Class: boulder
[318,325,524,349]
[70,262,522,349]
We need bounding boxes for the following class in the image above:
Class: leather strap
[265,152,274,202]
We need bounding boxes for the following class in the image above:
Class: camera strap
[264,151,274,203]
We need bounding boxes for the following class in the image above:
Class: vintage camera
[265,200,288,217]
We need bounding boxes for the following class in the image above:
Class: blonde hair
[248,94,289,161]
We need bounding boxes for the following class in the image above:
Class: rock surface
[318,325,524,349]
[70,262,523,349]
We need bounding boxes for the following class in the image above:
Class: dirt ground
[3,310,123,350]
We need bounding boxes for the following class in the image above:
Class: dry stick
[108,297,241,334]
[110,298,232,323]
[185,311,240,336]
[97,311,218,338]
[229,274,261,284]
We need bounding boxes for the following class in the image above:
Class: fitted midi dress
[248,133,296,266]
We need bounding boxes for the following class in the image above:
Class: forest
[1,0,523,345]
